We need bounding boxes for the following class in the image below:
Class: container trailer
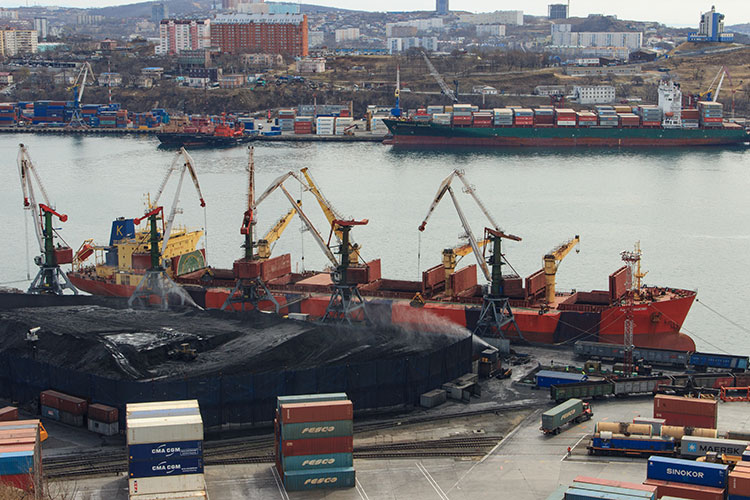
[540,398,593,435]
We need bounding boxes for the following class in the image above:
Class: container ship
[68,154,698,352]
[383,81,749,148]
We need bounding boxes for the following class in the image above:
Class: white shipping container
[556,121,577,126]
[130,491,207,500]
[334,117,353,135]
[127,401,198,414]
[88,419,119,436]
[127,414,204,445]
[129,474,206,496]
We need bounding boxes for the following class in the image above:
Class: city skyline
[0,0,746,27]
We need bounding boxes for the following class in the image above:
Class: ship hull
[156,133,248,149]
[69,274,696,351]
[383,120,749,148]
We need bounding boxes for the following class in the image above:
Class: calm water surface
[2,134,749,354]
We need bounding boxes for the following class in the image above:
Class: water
[2,133,749,355]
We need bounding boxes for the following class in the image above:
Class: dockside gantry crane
[67,62,96,128]
[17,144,78,295]
[129,147,206,309]
[544,236,580,305]
[419,170,522,339]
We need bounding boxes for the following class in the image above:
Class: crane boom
[447,187,491,281]
[714,69,726,102]
[278,183,338,267]
[543,235,580,304]
[18,145,53,253]
[422,51,457,102]
[257,204,298,259]
[454,170,499,230]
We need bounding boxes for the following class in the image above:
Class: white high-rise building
[156,19,211,55]
[1,29,38,56]
[33,18,48,41]
[458,11,523,26]
[334,28,360,43]
[551,25,642,51]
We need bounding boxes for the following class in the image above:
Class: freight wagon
[574,341,749,371]
[550,376,669,402]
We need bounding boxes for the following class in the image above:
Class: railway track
[43,435,502,479]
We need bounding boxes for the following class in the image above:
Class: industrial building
[688,6,733,42]
[548,4,569,19]
[156,19,211,56]
[211,13,308,57]
[551,24,643,51]
[296,57,326,73]
[436,0,449,15]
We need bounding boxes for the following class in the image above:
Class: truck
[540,398,593,435]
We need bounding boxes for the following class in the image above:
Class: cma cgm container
[128,456,204,478]
[647,456,728,489]
[681,436,749,458]
[283,466,355,491]
[536,370,587,388]
[129,440,203,461]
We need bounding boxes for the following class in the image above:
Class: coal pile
[0,305,470,381]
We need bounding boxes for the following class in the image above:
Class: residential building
[269,3,300,14]
[296,57,325,73]
[436,0,449,15]
[242,53,283,68]
[0,9,18,20]
[135,76,153,89]
[386,19,443,37]
[141,67,164,79]
[99,39,117,51]
[76,15,104,25]
[476,25,505,37]
[386,36,438,54]
[574,85,615,104]
[157,19,211,55]
[2,29,38,56]
[219,73,245,89]
[308,31,324,48]
[548,4,568,19]
[0,72,12,85]
[33,18,48,41]
[551,24,642,50]
[151,3,168,24]
[458,11,523,26]
[186,76,210,88]
[188,67,222,81]
[472,85,497,95]
[211,14,308,57]
[98,72,123,87]
[688,6,733,42]
[238,2,269,14]
[222,0,240,9]
[335,28,360,43]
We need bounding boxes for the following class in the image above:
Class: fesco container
[279,400,353,424]
[283,466,355,491]
[541,398,584,432]
[127,414,204,445]
[128,456,203,478]
[282,452,353,471]
[0,449,34,475]
[644,479,725,500]
[281,436,353,457]
[569,481,655,499]
[647,456,728,489]
[681,436,749,458]
[281,420,353,441]
[277,394,348,413]
[129,474,206,495]
[129,440,203,461]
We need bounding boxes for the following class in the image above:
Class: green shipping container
[542,398,583,432]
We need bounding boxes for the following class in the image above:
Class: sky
[0,0,747,27]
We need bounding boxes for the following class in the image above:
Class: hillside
[87,0,357,18]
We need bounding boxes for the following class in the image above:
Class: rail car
[588,433,676,456]
[574,341,749,371]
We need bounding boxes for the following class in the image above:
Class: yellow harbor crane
[543,235,580,304]
[442,239,489,296]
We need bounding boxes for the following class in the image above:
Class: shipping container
[128,407,201,420]
[644,479,725,500]
[564,487,648,499]
[536,370,587,388]
[282,452,353,471]
[283,466,355,491]
[40,390,87,415]
[276,394,348,412]
[129,474,206,496]
[0,407,18,422]
[729,472,750,496]
[40,405,59,421]
[647,456,728,489]
[127,415,204,445]
[567,482,655,499]
[88,403,118,423]
[541,399,591,434]
[0,473,34,492]
[60,411,84,427]
[655,411,716,429]
[420,389,447,408]
[281,420,353,441]
[573,476,657,494]
[87,419,119,436]
[279,400,353,424]
[281,436,353,457]
[129,440,203,462]
[681,436,749,458]
[0,449,34,475]
[121,491,207,500]
[128,456,203,478]
[654,395,717,418]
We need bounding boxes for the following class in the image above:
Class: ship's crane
[419,170,523,338]
[543,236,580,305]
[67,62,95,127]
[391,65,402,118]
[129,147,206,309]
[442,239,489,297]
[422,51,458,103]
[17,144,78,295]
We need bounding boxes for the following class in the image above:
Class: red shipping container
[0,406,18,422]
[40,390,86,416]
[644,479,724,500]
[281,436,353,457]
[654,395,717,416]
[0,474,34,491]
[88,403,118,423]
[261,254,291,281]
[280,400,352,424]
[729,472,750,495]
[654,410,715,429]
[573,476,656,493]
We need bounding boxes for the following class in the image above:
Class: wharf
[0,126,157,135]
[249,132,387,142]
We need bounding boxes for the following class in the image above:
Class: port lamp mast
[621,241,647,376]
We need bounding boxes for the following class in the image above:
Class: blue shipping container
[281,420,353,441]
[743,450,750,461]
[283,466,355,491]
[647,456,727,489]
[128,440,203,462]
[0,451,34,475]
[728,495,750,500]
[536,370,587,388]
[282,452,353,472]
[564,487,648,500]
[591,436,675,454]
[128,457,203,478]
[569,482,655,499]
[127,407,200,420]
[41,405,60,421]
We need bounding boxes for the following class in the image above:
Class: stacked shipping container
[335,117,353,134]
[513,109,533,127]
[0,420,42,493]
[533,108,554,126]
[294,116,313,134]
[316,116,335,135]
[645,456,728,499]
[493,108,513,126]
[654,394,718,429]
[699,101,724,128]
[554,108,577,127]
[636,105,662,127]
[127,400,207,500]
[277,109,296,131]
[545,476,657,500]
[41,389,87,427]
[88,403,119,436]
[452,104,473,126]
[730,459,750,499]
[275,394,355,492]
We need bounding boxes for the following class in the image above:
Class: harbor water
[1,134,749,355]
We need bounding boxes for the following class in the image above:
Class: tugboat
[157,115,249,148]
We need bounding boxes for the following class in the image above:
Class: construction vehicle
[168,343,198,361]
[418,169,523,339]
[17,144,78,295]
[543,236,580,305]
[67,62,95,128]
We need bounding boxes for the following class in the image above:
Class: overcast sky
[0,1,747,27]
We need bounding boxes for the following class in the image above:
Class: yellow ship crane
[543,235,580,305]
[300,167,361,263]
[256,202,300,260]
[442,239,489,296]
